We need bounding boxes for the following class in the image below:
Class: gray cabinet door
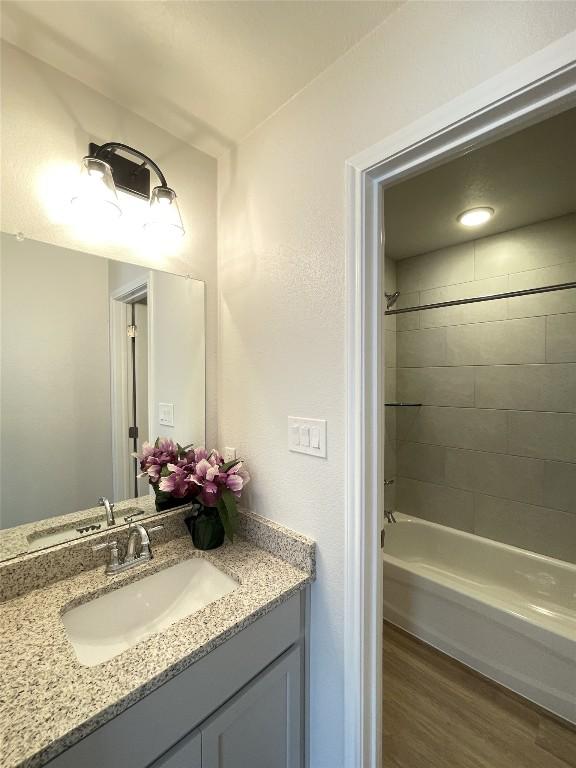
[148,730,201,768]
[201,646,301,768]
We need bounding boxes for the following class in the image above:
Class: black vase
[186,507,225,550]
[154,487,193,512]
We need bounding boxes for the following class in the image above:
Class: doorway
[381,107,576,766]
[110,279,150,502]
[344,39,576,768]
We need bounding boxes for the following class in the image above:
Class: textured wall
[217,3,576,766]
[0,41,218,446]
[395,213,576,562]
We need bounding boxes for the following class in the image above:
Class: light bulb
[144,186,185,242]
[70,156,121,222]
[457,207,494,227]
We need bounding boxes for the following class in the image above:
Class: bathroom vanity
[0,509,315,768]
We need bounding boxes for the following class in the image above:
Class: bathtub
[382,513,576,724]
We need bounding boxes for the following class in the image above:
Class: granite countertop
[0,528,315,768]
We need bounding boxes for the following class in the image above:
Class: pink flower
[135,438,179,485]
[199,481,220,507]
[195,458,219,482]
[193,447,210,462]
[224,462,250,496]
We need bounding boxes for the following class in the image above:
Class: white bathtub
[382,513,576,723]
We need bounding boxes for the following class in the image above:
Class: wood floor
[382,622,576,768]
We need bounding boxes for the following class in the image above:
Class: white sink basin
[62,558,238,666]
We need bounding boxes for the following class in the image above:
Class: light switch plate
[288,417,327,458]
[159,402,175,427]
[223,447,237,462]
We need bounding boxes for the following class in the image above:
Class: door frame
[109,276,151,501]
[343,32,576,768]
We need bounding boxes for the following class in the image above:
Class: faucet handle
[92,540,120,567]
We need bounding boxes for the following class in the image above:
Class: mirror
[0,233,205,561]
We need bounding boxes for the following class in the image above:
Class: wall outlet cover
[288,417,327,458]
[159,402,175,427]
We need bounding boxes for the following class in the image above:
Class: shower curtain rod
[385,281,576,315]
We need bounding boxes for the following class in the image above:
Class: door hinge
[127,324,137,338]
[381,528,385,548]
[128,426,139,439]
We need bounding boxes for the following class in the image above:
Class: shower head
[385,291,400,310]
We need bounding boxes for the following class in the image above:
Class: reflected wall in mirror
[0,234,205,561]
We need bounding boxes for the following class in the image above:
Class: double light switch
[288,417,327,458]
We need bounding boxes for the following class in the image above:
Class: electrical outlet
[223,447,237,462]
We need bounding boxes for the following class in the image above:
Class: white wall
[0,41,218,446]
[217,3,576,766]
[0,234,113,526]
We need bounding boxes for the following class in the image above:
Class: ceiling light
[457,207,494,227]
[71,142,185,240]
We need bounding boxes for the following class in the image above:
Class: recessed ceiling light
[457,207,494,227]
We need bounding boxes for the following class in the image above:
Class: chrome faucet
[98,496,116,526]
[92,522,164,575]
[384,478,396,523]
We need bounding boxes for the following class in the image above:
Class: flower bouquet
[136,438,250,548]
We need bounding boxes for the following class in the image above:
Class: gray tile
[384,450,397,484]
[508,287,576,320]
[474,493,576,563]
[397,366,475,407]
[397,406,508,453]
[512,260,576,291]
[384,256,397,292]
[384,370,397,402]
[384,329,396,369]
[420,276,508,328]
[396,311,420,331]
[508,411,576,463]
[384,313,397,332]
[446,317,546,366]
[397,328,447,367]
[397,441,446,483]
[546,313,576,362]
[474,214,576,280]
[475,364,576,412]
[445,448,545,506]
[393,291,420,331]
[385,409,397,442]
[384,481,396,511]
[397,242,474,293]
[544,461,576,515]
[396,477,474,531]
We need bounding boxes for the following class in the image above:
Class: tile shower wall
[384,257,397,511]
[393,213,576,563]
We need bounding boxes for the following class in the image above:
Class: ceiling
[384,106,576,259]
[0,0,399,157]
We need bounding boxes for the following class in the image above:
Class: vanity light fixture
[71,142,185,239]
[457,206,494,227]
